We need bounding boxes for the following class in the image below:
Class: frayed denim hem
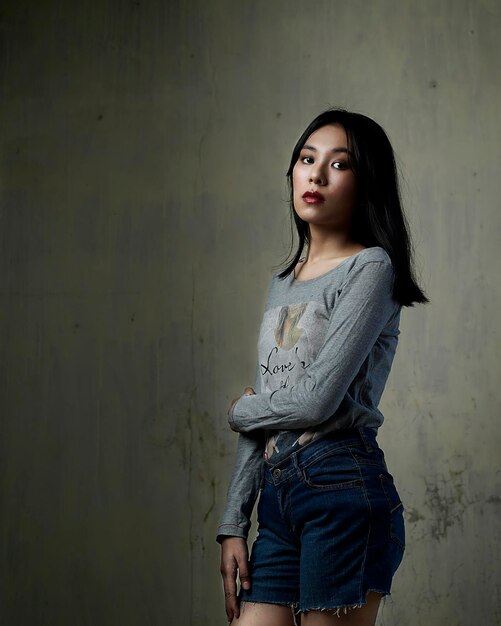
[241,591,392,624]
[296,589,391,619]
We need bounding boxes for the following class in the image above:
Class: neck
[305,224,362,263]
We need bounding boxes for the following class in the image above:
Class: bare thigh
[230,601,296,626]
[301,592,382,626]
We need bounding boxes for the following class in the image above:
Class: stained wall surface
[1,1,500,624]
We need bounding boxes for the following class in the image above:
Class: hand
[228,387,255,417]
[220,537,251,622]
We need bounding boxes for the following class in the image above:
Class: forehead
[303,123,348,149]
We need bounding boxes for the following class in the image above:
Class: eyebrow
[302,144,353,156]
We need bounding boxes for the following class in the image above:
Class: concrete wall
[1,1,500,624]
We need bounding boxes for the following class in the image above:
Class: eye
[332,161,348,170]
[301,156,314,164]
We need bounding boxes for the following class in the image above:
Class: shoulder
[265,270,286,306]
[340,247,396,298]
[353,246,393,268]
[344,246,394,277]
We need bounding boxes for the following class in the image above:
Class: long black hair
[275,108,428,307]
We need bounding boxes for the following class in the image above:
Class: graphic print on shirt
[258,300,330,460]
[275,303,308,350]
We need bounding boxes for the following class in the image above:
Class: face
[292,123,357,230]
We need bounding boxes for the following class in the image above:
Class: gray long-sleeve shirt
[217,246,402,543]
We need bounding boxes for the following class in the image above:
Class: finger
[224,589,239,622]
[243,386,255,395]
[221,564,239,620]
[225,589,240,622]
[239,571,251,591]
[236,553,251,591]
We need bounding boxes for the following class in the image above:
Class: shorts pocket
[379,472,406,550]
[349,444,388,470]
[301,448,364,491]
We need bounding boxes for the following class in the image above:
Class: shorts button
[272,468,282,478]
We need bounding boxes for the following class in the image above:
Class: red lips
[302,190,325,202]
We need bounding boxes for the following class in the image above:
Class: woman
[217,108,428,626]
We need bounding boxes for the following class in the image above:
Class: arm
[228,260,398,433]
[218,432,264,621]
[216,429,265,542]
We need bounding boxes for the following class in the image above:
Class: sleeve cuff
[216,523,248,544]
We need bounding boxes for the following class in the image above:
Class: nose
[309,163,326,185]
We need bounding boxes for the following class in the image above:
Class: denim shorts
[240,426,405,614]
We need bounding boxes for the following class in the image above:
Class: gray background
[1,1,500,624]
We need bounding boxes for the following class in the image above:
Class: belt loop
[357,426,373,452]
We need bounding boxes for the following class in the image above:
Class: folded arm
[228,260,398,433]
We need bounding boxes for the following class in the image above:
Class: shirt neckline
[290,247,372,285]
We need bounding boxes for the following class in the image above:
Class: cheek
[338,176,357,205]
